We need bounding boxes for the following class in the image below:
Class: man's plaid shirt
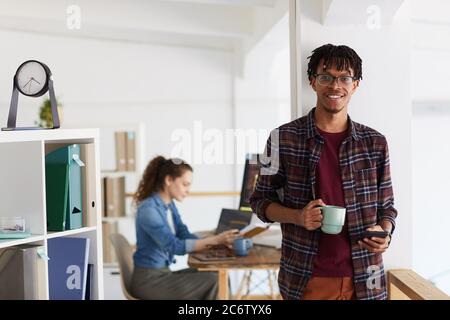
[249,108,397,300]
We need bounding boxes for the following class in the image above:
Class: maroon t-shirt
[312,127,353,277]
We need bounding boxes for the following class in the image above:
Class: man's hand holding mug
[297,199,326,231]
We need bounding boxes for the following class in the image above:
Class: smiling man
[249,44,398,300]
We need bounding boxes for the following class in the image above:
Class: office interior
[0,0,449,300]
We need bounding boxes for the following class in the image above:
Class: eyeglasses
[313,74,357,87]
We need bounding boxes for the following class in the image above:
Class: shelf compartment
[0,141,46,236]
[50,227,102,300]
[44,141,100,229]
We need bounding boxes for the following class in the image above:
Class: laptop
[214,208,252,235]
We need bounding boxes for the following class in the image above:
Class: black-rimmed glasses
[314,74,357,87]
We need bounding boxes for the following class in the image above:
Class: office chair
[109,233,139,300]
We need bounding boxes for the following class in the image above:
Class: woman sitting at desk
[130,156,240,300]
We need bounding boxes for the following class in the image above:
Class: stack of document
[251,224,282,249]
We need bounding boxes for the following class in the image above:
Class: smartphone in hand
[359,230,389,241]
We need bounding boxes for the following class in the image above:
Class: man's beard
[322,103,346,114]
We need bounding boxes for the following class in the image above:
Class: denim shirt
[133,193,198,269]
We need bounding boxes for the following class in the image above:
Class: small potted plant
[36,98,63,128]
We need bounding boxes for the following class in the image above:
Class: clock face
[16,61,48,96]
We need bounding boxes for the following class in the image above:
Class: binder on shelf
[126,131,136,172]
[0,244,46,300]
[35,246,48,299]
[48,237,90,300]
[85,263,94,300]
[46,144,84,231]
[104,176,125,217]
[45,164,69,231]
[115,131,127,172]
[80,144,97,227]
[102,221,118,263]
[101,176,106,217]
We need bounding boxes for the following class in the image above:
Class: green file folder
[45,164,69,231]
[45,144,84,231]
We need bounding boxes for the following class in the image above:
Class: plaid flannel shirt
[249,108,397,300]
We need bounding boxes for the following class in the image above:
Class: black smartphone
[359,230,389,241]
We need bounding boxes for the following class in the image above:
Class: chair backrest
[109,233,138,300]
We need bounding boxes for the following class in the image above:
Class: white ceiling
[4,0,449,52]
[161,0,278,7]
[0,0,288,51]
[317,0,450,52]
[322,0,405,25]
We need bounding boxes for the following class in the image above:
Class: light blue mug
[233,238,253,256]
[319,205,346,234]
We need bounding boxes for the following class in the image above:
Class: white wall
[409,0,450,294]
[0,28,236,234]
[412,112,450,294]
[229,11,290,294]
[0,4,291,288]
[234,12,291,190]
[411,49,450,293]
[298,0,413,271]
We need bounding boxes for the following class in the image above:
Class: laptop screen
[215,209,252,234]
[239,154,262,211]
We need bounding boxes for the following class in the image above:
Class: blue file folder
[48,237,90,300]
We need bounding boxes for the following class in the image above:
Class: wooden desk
[188,245,281,300]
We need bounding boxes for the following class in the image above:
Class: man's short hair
[307,44,362,83]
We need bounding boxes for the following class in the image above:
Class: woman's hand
[193,229,241,252]
[215,229,241,246]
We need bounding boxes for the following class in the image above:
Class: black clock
[2,60,60,131]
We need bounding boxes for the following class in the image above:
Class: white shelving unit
[0,128,104,300]
[64,122,145,299]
